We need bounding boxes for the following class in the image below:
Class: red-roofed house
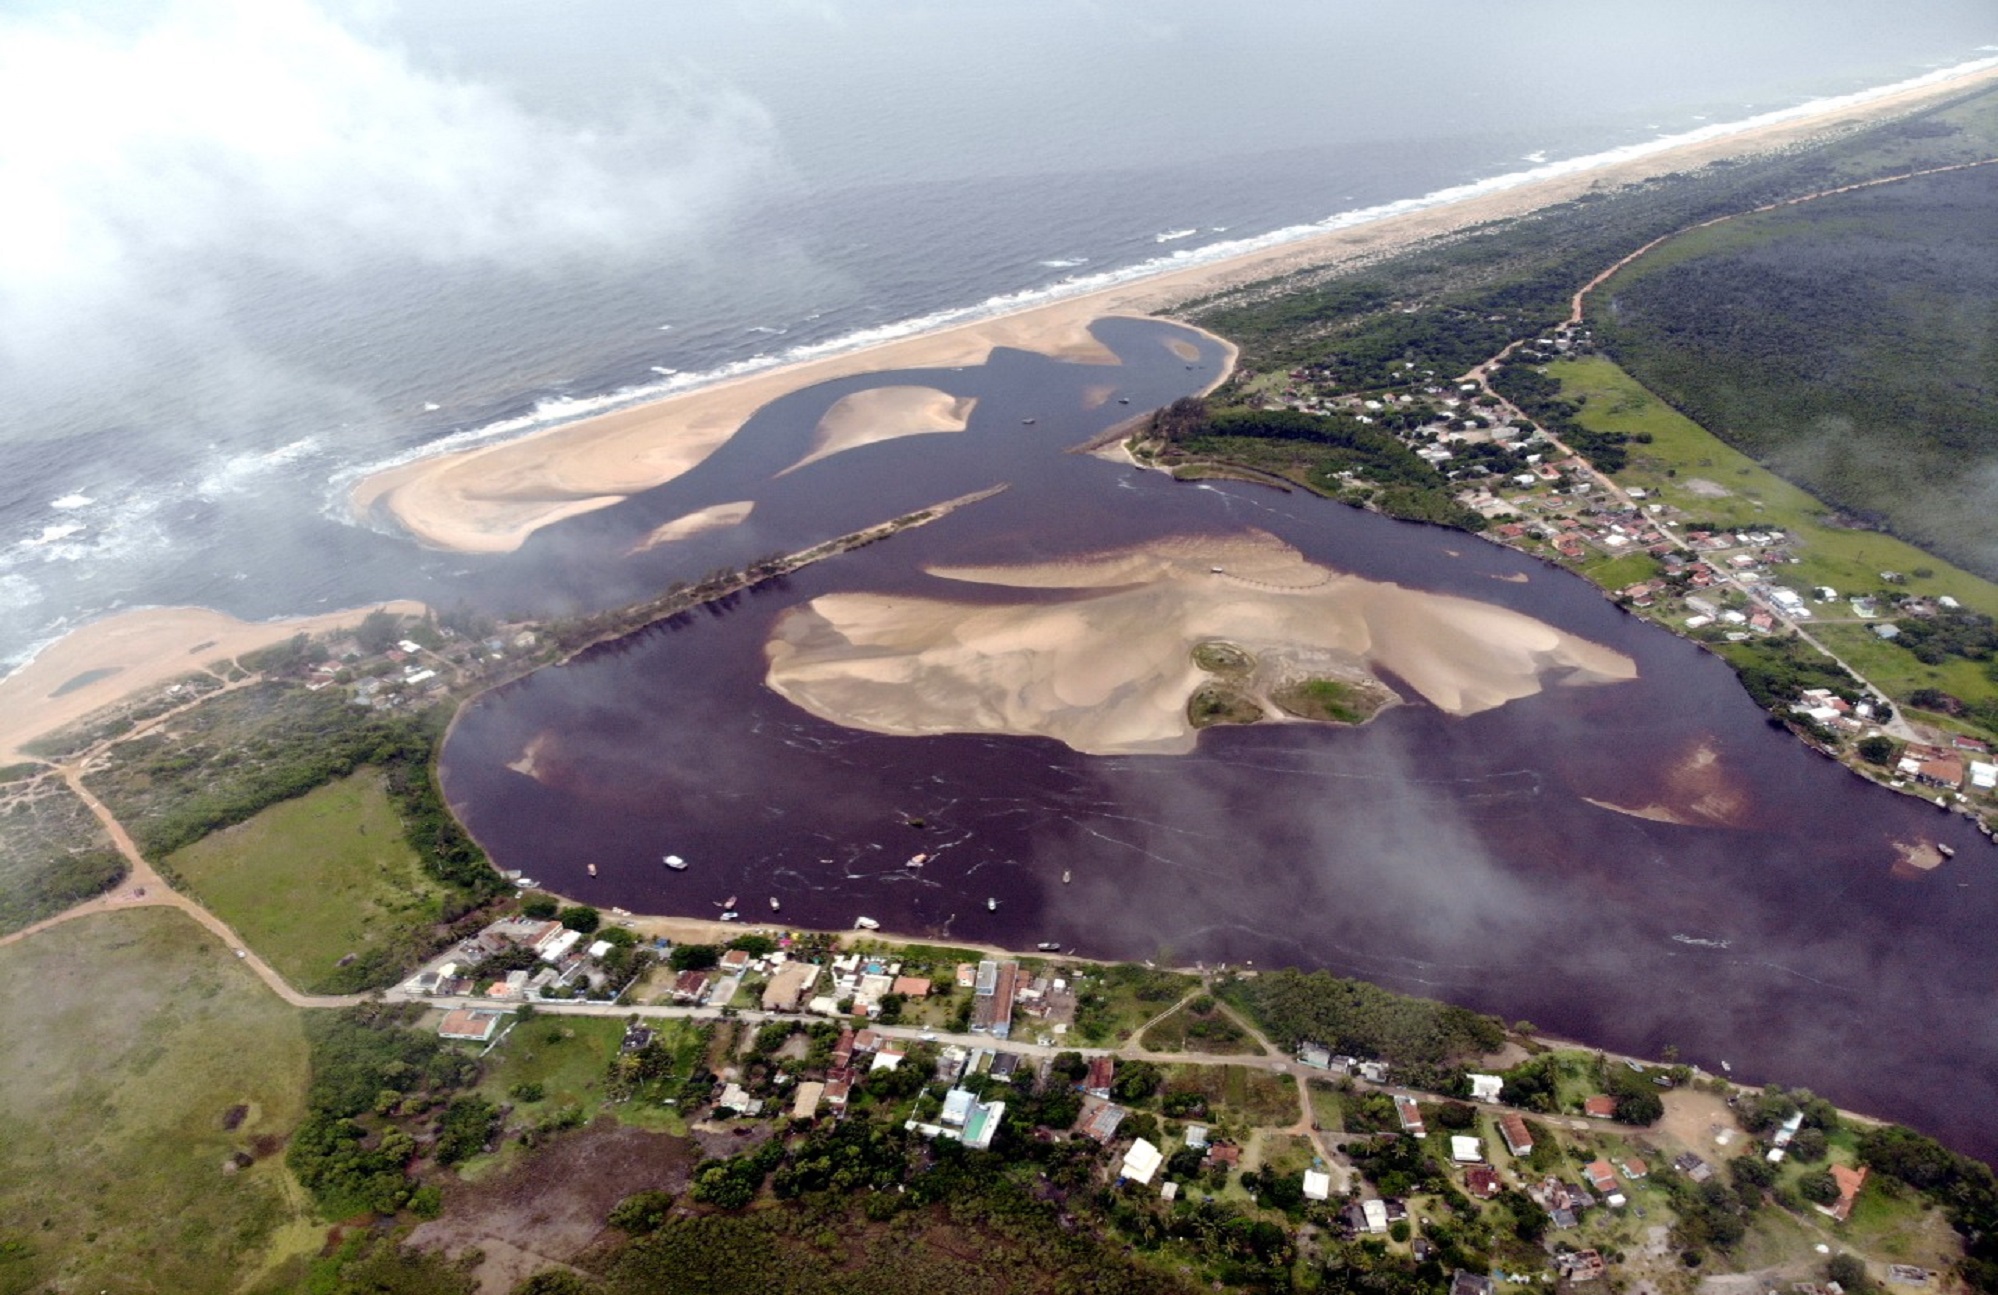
[1818,1164,1869,1222]
[1584,1160,1619,1195]
[1499,1113,1534,1157]
[1465,1165,1501,1198]
[1583,1095,1617,1119]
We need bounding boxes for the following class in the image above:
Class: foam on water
[49,493,93,510]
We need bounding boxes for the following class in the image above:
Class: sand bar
[349,63,1998,556]
[782,386,978,475]
[0,602,425,763]
[763,532,1635,756]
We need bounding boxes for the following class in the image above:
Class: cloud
[0,0,783,425]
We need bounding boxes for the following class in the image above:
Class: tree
[1615,1090,1664,1126]
[608,1189,675,1233]
[558,905,600,934]
[1828,1254,1872,1293]
[1111,1060,1162,1104]
[1857,735,1896,765]
[356,608,403,654]
[668,944,719,972]
[1799,1170,1842,1205]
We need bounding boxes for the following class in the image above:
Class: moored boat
[986,897,997,912]
[854,916,881,930]
[663,854,688,870]
[769,896,781,911]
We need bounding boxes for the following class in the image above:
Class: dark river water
[440,319,1998,1161]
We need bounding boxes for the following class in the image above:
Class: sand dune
[0,602,427,762]
[764,533,1635,756]
[782,386,977,475]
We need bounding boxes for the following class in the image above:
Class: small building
[1361,1198,1389,1234]
[1499,1113,1534,1158]
[670,970,711,1003]
[790,1080,825,1121]
[1468,1073,1503,1102]
[1465,1165,1501,1198]
[989,1052,1022,1083]
[1584,1160,1619,1195]
[1451,1272,1496,1295]
[438,1008,504,1042]
[824,1076,852,1110]
[1298,1043,1333,1070]
[1451,1135,1483,1164]
[1083,1055,1116,1099]
[1184,1125,1209,1150]
[1673,1151,1714,1182]
[1818,1164,1869,1223]
[1583,1094,1618,1119]
[1559,1250,1607,1282]
[891,975,932,998]
[718,948,752,975]
[1076,1101,1127,1143]
[941,1087,977,1128]
[1303,1169,1333,1201]
[762,961,821,1012]
[1394,1095,1427,1138]
[1205,1141,1241,1170]
[1121,1138,1164,1185]
[1620,1158,1649,1180]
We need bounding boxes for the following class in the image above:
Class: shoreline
[347,61,1998,557]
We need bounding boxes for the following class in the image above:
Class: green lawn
[164,769,447,994]
[1578,551,1664,592]
[0,908,314,1295]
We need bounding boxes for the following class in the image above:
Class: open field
[1138,998,1259,1055]
[1550,356,1998,621]
[165,769,449,994]
[0,907,312,1295]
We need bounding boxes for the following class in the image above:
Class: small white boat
[1938,843,1956,858]
[514,877,537,888]
[1061,869,1071,884]
[1720,1060,1733,1074]
[721,894,737,909]
[906,853,928,869]
[587,863,597,877]
[720,911,739,922]
[1037,941,1060,952]
[985,897,997,912]
[663,854,688,870]
[854,916,881,931]
[769,896,781,911]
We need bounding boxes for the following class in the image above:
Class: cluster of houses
[1295,1043,1392,1084]
[953,958,1077,1039]
[414,915,629,1005]
[1892,737,1998,795]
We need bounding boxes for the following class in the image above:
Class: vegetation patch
[0,770,125,935]
[0,908,311,1295]
[165,769,449,993]
[1139,995,1257,1055]
[1271,677,1388,725]
[1188,680,1264,729]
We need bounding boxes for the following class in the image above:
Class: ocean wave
[49,493,94,510]
[327,52,1998,523]
[1038,257,1089,268]
[1154,228,1197,243]
[196,436,324,500]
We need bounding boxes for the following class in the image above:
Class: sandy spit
[348,65,1998,557]
[782,386,978,475]
[0,602,425,764]
[763,532,1635,756]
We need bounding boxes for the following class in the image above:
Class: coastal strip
[347,61,1998,556]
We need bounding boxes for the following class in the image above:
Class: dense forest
[1590,161,1998,580]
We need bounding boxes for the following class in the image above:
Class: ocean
[2,0,1996,666]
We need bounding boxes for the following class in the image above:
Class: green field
[165,769,448,994]
[0,908,313,1295]
[1550,355,1998,620]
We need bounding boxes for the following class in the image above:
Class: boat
[513,877,538,888]
[1720,1060,1733,1074]
[1021,417,1037,425]
[586,863,597,877]
[1938,843,1956,858]
[663,854,688,870]
[906,852,928,869]
[1037,941,1060,952]
[985,897,997,912]
[769,896,781,911]
[853,916,881,931]
[720,911,739,922]
[1061,869,1071,884]
[722,894,737,909]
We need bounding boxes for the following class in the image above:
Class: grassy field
[164,769,448,993]
[1138,999,1258,1055]
[1550,356,1998,620]
[0,908,313,1295]
[1164,1065,1299,1128]
[1577,551,1664,592]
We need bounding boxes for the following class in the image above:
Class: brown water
[442,319,1998,1160]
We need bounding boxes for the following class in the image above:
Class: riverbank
[346,62,1998,557]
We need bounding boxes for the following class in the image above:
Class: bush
[1800,1170,1842,1205]
[558,905,600,934]
[608,1189,675,1234]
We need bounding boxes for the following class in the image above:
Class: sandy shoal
[763,532,1635,756]
[352,64,1998,557]
[629,499,757,554]
[782,386,977,475]
[0,602,425,763]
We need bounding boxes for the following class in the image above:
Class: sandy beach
[763,533,1635,756]
[0,602,425,763]
[348,62,1998,557]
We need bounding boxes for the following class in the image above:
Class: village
[384,910,1941,1295]
[1237,322,1998,838]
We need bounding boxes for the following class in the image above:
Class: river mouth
[437,317,1998,1161]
